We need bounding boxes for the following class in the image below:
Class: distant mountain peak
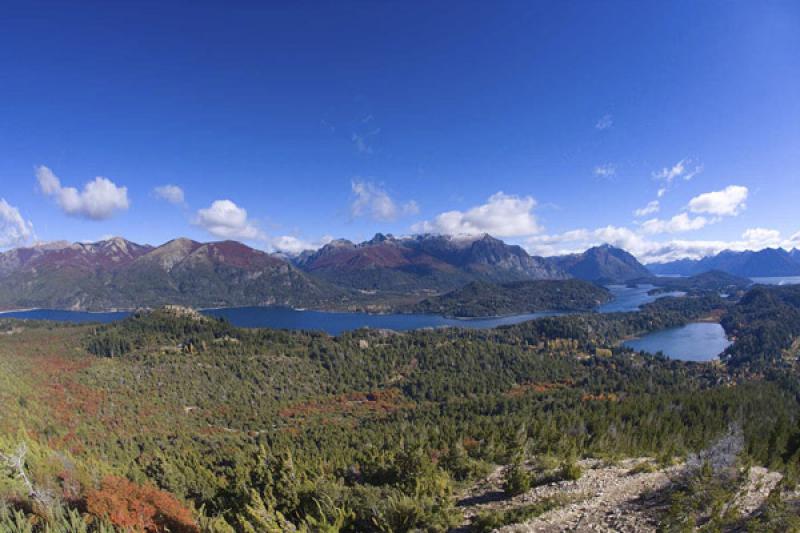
[545,244,650,283]
[366,232,395,244]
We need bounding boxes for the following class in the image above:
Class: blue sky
[0,1,798,262]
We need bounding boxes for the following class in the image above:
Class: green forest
[407,279,611,317]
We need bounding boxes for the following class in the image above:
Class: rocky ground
[455,437,798,532]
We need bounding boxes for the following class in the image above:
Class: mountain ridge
[648,248,800,277]
[0,237,341,311]
[544,244,652,282]
[293,233,566,292]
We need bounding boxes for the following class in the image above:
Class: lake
[623,322,732,361]
[751,276,800,286]
[0,284,685,334]
[202,307,563,335]
[596,284,685,313]
[0,307,563,334]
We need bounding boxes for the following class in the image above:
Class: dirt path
[456,457,790,532]
[495,459,681,532]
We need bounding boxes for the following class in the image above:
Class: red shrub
[86,475,197,532]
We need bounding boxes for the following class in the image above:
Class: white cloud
[683,166,703,181]
[154,184,185,205]
[688,185,748,216]
[788,231,800,248]
[0,199,35,249]
[592,226,649,254]
[640,213,708,234]
[412,192,540,237]
[194,199,264,240]
[271,234,333,255]
[633,200,660,217]
[526,223,798,264]
[595,114,613,130]
[652,159,703,184]
[653,160,686,183]
[741,227,781,248]
[593,164,616,178]
[350,180,418,222]
[528,225,649,257]
[657,188,667,198]
[36,165,129,220]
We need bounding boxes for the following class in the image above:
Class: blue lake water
[202,307,562,335]
[596,284,685,313]
[751,276,800,286]
[0,307,563,334]
[0,308,131,323]
[0,285,678,332]
[623,322,732,361]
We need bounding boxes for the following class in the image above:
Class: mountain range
[0,234,651,311]
[3,233,795,311]
[648,248,800,277]
[0,237,341,311]
[293,233,565,292]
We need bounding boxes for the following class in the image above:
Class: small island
[409,279,612,317]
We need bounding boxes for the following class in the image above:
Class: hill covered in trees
[408,279,611,317]
[639,270,753,295]
[1,285,799,531]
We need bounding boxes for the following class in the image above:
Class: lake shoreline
[622,322,733,362]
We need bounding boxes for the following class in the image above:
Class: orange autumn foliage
[86,475,197,532]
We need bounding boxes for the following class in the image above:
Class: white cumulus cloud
[526,223,796,264]
[154,184,185,205]
[412,192,540,237]
[633,200,660,217]
[271,235,333,255]
[350,180,418,222]
[741,227,782,248]
[639,213,708,234]
[0,199,35,249]
[194,199,264,240]
[688,185,748,216]
[36,165,129,220]
[788,231,800,248]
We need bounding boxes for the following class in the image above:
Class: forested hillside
[408,279,611,317]
[1,288,799,531]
